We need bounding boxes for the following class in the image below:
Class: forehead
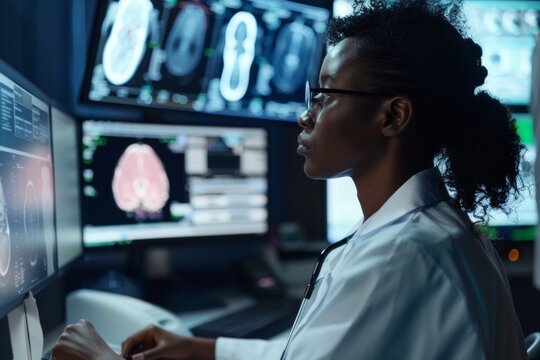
[320,38,364,85]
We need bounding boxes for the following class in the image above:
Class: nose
[298,110,314,129]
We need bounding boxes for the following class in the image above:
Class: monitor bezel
[79,0,334,122]
[0,59,59,320]
[79,117,272,251]
[50,103,85,275]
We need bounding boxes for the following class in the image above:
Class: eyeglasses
[305,81,392,111]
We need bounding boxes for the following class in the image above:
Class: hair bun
[463,38,487,88]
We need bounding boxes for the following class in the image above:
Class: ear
[380,97,413,137]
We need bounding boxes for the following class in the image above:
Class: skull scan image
[0,179,11,283]
[272,22,316,94]
[102,0,154,85]
[220,11,258,102]
[165,3,208,77]
[112,143,170,214]
[24,181,41,267]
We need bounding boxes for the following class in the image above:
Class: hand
[51,320,123,360]
[121,325,216,360]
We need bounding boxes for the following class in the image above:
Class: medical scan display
[83,0,331,120]
[0,69,56,314]
[82,120,268,247]
[483,114,537,240]
[464,0,540,105]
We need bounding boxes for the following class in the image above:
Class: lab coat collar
[354,168,450,239]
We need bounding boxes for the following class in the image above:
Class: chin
[303,162,341,180]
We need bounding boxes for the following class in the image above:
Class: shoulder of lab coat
[285,207,484,360]
[216,338,286,360]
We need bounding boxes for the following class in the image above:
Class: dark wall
[0,0,73,109]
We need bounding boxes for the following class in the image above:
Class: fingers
[131,347,161,360]
[121,325,159,356]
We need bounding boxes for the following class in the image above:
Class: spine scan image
[219,11,258,102]
[0,179,11,283]
[272,21,316,94]
[112,143,170,214]
[102,0,154,85]
[165,2,208,77]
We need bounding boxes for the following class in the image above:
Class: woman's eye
[313,93,325,106]
[314,93,331,105]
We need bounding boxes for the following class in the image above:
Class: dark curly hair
[327,0,523,222]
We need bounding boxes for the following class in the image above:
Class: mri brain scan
[86,0,331,120]
[0,179,11,282]
[165,3,208,77]
[272,22,316,94]
[102,0,154,85]
[112,143,170,213]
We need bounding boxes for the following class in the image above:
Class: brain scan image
[220,11,258,102]
[272,22,316,94]
[24,181,41,267]
[85,0,331,120]
[102,0,154,85]
[112,143,170,213]
[0,179,11,283]
[165,3,208,77]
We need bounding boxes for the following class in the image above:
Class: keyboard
[191,297,300,339]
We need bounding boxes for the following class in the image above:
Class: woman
[52,0,527,359]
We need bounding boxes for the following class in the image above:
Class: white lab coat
[216,168,526,360]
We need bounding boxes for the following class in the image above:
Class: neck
[353,151,432,222]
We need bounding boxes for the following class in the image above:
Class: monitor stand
[7,292,44,360]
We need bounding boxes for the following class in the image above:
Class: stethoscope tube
[280,232,356,360]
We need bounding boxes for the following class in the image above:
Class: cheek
[314,112,382,169]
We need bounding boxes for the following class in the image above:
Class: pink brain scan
[112,143,170,213]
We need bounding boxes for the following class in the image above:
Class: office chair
[526,332,540,360]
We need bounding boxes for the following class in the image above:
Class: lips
[297,134,310,155]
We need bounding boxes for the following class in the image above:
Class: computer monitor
[481,113,537,241]
[51,107,83,269]
[326,114,536,243]
[326,177,361,243]
[0,60,57,319]
[80,0,332,121]
[464,0,540,106]
[81,120,268,247]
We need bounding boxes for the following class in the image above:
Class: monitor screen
[326,176,361,244]
[464,0,540,105]
[51,107,83,269]
[481,113,537,241]
[0,61,56,318]
[326,114,537,243]
[81,120,268,247]
[81,0,332,121]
